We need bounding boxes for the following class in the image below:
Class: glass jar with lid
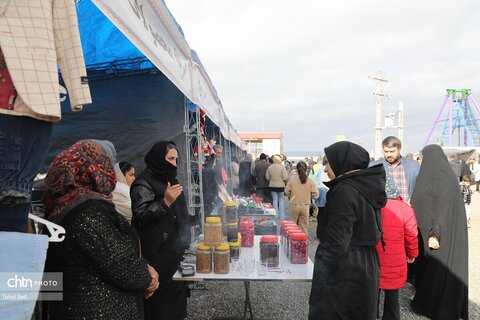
[221,203,227,223]
[289,232,308,264]
[204,216,222,246]
[283,225,301,252]
[228,240,241,261]
[214,243,230,274]
[280,221,297,247]
[240,217,254,247]
[227,222,239,242]
[225,201,237,222]
[286,229,303,259]
[260,235,279,267]
[196,243,212,273]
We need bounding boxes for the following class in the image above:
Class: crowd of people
[0,133,472,320]
[308,137,469,320]
[38,139,192,320]
[35,140,323,320]
[196,135,472,320]
[0,2,473,319]
[197,136,470,320]
[0,125,473,320]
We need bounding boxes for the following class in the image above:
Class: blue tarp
[75,0,223,124]
[76,0,147,67]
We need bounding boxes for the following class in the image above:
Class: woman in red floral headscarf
[42,140,158,320]
[43,139,117,222]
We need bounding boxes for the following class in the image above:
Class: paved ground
[187,194,480,319]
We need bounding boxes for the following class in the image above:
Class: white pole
[370,73,389,159]
[398,101,404,144]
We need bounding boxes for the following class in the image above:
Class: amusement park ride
[424,89,480,147]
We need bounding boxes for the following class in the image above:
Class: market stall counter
[236,199,277,236]
[173,236,314,319]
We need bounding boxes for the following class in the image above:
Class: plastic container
[254,219,278,235]
[286,229,304,259]
[280,222,296,247]
[214,243,230,274]
[227,222,239,242]
[204,217,222,246]
[226,201,237,222]
[240,217,254,247]
[260,235,279,267]
[283,225,301,249]
[221,204,227,222]
[280,221,296,238]
[289,232,308,264]
[228,240,241,261]
[196,243,212,273]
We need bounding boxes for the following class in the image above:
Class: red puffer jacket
[376,198,419,289]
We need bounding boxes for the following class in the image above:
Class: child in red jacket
[376,175,419,320]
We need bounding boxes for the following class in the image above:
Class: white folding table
[173,236,314,319]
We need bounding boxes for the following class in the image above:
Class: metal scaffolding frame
[184,100,205,222]
[85,57,156,80]
[222,133,233,190]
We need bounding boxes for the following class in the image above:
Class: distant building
[239,132,284,159]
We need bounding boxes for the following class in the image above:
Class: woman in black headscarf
[131,141,192,320]
[410,144,468,319]
[309,141,387,320]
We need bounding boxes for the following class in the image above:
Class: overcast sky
[166,0,480,156]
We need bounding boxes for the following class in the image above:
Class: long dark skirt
[411,255,468,319]
[144,269,188,320]
[309,245,380,320]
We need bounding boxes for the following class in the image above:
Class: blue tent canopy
[76,0,149,68]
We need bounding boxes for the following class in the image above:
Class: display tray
[254,220,277,235]
[237,209,276,217]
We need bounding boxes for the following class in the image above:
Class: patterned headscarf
[385,174,400,199]
[42,140,117,223]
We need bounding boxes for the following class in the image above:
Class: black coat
[45,199,151,320]
[202,157,218,207]
[239,161,254,196]
[411,145,468,319]
[309,142,386,320]
[131,168,191,320]
[254,160,271,188]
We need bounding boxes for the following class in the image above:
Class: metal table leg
[242,280,254,320]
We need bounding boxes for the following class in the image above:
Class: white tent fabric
[92,0,193,98]
[92,0,244,148]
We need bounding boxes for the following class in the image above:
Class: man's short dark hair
[259,153,267,160]
[382,136,402,149]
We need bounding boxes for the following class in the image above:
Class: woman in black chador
[411,144,468,319]
[309,141,387,320]
[131,141,192,320]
